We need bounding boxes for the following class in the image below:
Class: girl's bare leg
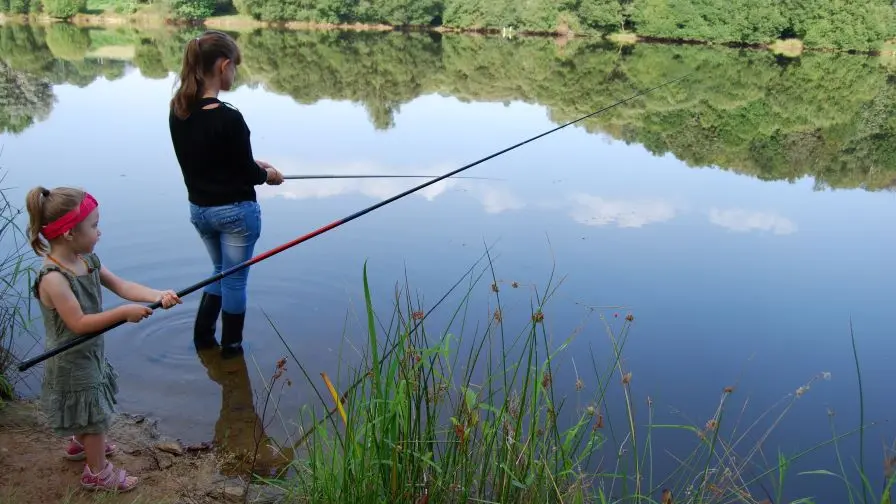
[82,433,107,473]
[82,432,138,488]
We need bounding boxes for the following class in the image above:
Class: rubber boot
[193,292,222,350]
[221,311,245,359]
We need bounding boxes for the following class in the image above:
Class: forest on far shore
[1,0,895,52]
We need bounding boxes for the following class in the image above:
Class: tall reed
[0,170,37,404]
[247,249,892,504]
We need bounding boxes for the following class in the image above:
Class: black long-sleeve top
[169,97,268,207]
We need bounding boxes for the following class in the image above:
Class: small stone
[158,454,174,470]
[223,484,245,500]
[184,441,213,453]
[248,484,288,504]
[155,441,185,456]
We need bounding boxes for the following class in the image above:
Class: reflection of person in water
[196,348,294,477]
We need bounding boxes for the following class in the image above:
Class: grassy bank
[227,249,896,503]
[0,170,37,407]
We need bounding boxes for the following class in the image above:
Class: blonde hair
[170,30,242,120]
[25,186,86,256]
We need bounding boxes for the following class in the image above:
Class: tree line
[2,0,895,51]
[1,24,894,191]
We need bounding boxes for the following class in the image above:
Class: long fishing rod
[283,174,496,180]
[18,72,691,373]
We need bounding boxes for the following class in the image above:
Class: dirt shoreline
[0,399,286,504]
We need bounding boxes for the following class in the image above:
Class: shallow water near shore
[2,24,896,500]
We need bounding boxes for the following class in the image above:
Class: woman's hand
[264,166,284,186]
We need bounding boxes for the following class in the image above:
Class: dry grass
[607,31,639,45]
[86,45,136,60]
[770,38,804,57]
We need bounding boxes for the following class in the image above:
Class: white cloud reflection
[708,208,797,235]
[255,160,797,234]
[568,193,678,228]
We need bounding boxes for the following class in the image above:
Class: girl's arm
[39,272,148,335]
[99,266,181,307]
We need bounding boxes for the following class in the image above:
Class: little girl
[26,186,181,492]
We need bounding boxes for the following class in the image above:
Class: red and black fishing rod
[18,73,690,373]
[283,174,496,180]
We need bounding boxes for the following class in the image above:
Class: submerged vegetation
[229,249,895,503]
[1,25,895,191]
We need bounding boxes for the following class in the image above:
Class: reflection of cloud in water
[568,193,677,228]
[708,208,797,235]
[256,160,523,214]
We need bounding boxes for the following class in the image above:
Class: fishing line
[18,72,691,372]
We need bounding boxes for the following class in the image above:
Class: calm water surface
[2,25,896,500]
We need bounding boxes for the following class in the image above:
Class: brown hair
[25,186,86,256]
[170,30,242,120]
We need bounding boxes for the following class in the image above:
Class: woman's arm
[229,109,272,186]
[99,266,181,307]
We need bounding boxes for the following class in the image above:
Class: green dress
[34,253,119,437]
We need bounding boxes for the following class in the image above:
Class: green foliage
[6,0,34,14]
[629,0,788,44]
[54,0,896,49]
[574,0,626,32]
[170,0,215,20]
[238,0,352,23]
[357,0,441,26]
[41,0,87,19]
[782,0,896,52]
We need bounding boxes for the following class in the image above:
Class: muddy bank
[0,399,289,504]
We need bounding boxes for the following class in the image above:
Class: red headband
[41,193,98,240]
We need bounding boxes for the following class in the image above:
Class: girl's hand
[121,304,152,323]
[256,159,273,169]
[157,290,182,309]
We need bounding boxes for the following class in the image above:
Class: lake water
[2,24,896,500]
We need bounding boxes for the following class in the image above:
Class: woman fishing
[169,30,284,358]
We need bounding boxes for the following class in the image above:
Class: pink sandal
[64,436,117,461]
[80,461,138,492]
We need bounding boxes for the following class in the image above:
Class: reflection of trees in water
[134,40,169,79]
[0,61,54,134]
[0,24,130,133]
[196,349,294,478]
[45,23,89,62]
[239,30,442,130]
[2,24,894,190]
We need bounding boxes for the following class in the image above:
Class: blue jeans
[189,201,261,314]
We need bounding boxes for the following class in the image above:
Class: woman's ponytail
[171,38,204,120]
[170,31,242,120]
